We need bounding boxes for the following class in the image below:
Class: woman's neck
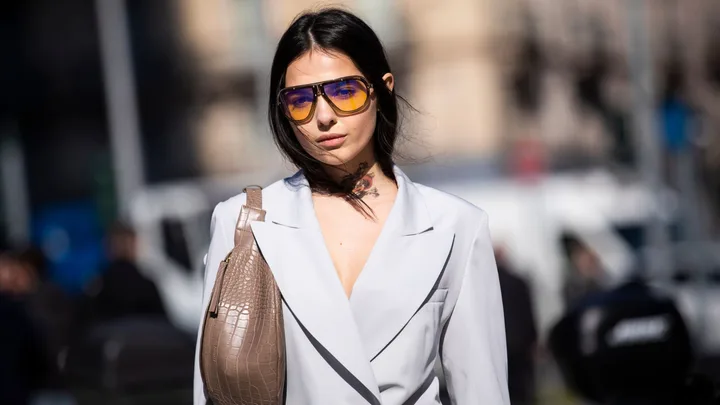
[321,159,396,200]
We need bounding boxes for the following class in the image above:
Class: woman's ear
[382,73,394,93]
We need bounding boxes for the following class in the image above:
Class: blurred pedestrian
[75,222,165,326]
[549,277,696,405]
[561,232,609,309]
[0,252,48,405]
[14,246,75,393]
[495,246,538,405]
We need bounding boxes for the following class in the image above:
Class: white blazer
[194,166,509,405]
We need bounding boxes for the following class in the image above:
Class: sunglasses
[277,75,373,124]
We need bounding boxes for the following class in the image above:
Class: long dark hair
[268,8,404,205]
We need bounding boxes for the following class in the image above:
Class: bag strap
[244,186,262,210]
[233,186,264,246]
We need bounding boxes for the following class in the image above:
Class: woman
[194,8,508,405]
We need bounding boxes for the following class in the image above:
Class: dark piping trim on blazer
[402,372,436,405]
[437,307,453,403]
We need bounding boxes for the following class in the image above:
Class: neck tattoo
[340,162,380,199]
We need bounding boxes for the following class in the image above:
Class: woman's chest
[313,199,393,298]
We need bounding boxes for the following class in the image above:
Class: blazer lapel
[349,167,455,361]
[250,174,381,402]
[351,231,454,361]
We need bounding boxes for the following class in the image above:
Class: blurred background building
[2,0,720,404]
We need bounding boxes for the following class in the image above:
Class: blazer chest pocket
[427,288,448,304]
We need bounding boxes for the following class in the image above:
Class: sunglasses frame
[277,75,374,124]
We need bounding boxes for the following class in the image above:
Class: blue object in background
[659,98,693,153]
[31,200,107,296]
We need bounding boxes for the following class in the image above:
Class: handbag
[199,186,286,405]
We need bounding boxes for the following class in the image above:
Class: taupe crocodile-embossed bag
[200,186,286,405]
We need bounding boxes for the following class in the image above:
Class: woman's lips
[315,134,347,149]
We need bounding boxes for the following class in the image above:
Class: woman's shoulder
[211,177,290,221]
[412,182,489,228]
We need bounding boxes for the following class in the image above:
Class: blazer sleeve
[193,201,233,405]
[441,212,510,405]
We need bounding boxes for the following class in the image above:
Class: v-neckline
[308,191,399,301]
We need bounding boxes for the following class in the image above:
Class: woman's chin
[311,149,361,167]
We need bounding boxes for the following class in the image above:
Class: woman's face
[284,50,392,167]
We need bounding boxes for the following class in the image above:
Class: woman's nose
[314,96,337,128]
